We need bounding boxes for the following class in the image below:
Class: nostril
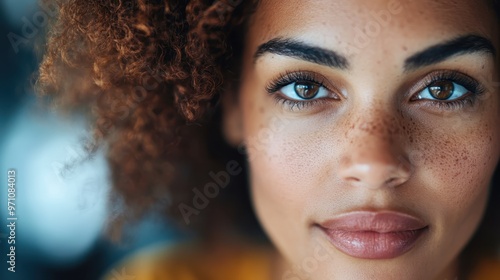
[384,175,409,188]
[339,162,412,189]
[386,177,396,184]
[385,177,398,186]
[338,150,412,189]
[345,176,361,182]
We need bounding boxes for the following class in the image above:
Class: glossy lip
[317,211,429,259]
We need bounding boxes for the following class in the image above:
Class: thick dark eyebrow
[404,35,496,72]
[254,38,349,70]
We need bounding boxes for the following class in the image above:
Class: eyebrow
[254,35,496,73]
[254,38,349,70]
[404,35,496,72]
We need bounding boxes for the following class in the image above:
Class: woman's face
[225,0,500,279]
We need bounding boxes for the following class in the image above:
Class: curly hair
[36,0,256,239]
[36,0,499,263]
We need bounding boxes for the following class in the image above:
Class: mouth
[317,211,429,259]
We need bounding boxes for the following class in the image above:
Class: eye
[266,71,341,112]
[415,80,469,101]
[280,81,329,100]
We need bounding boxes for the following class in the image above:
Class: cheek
[243,112,314,211]
[243,107,339,204]
[407,103,500,256]
[241,102,336,258]
[414,114,499,211]
[419,135,490,204]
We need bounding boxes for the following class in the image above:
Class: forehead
[247,0,498,57]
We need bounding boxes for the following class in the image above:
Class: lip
[318,211,428,259]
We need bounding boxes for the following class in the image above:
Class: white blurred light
[1,99,109,265]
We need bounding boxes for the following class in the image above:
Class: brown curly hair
[36,0,256,239]
[36,0,500,266]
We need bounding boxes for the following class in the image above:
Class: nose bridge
[339,108,411,189]
[354,109,401,148]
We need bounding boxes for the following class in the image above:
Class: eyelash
[265,71,333,111]
[411,71,486,110]
[265,70,486,112]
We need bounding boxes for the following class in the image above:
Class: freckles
[359,116,401,137]
[349,108,403,141]
[413,120,495,205]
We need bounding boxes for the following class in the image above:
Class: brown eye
[428,80,454,100]
[294,82,320,99]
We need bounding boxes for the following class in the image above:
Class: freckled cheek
[415,125,499,218]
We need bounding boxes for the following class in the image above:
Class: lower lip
[321,227,428,259]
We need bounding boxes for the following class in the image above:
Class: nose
[338,118,412,189]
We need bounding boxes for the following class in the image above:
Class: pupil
[428,81,454,100]
[294,83,319,99]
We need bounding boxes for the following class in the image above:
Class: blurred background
[0,1,183,279]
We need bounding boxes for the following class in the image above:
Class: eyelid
[265,70,341,97]
[407,70,485,102]
[415,81,469,101]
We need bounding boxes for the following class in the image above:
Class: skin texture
[223,0,500,279]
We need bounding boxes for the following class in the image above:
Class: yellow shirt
[470,258,500,280]
[103,242,500,280]
[104,241,276,280]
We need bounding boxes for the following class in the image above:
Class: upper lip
[318,210,428,233]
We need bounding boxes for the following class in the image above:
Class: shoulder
[102,240,275,280]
